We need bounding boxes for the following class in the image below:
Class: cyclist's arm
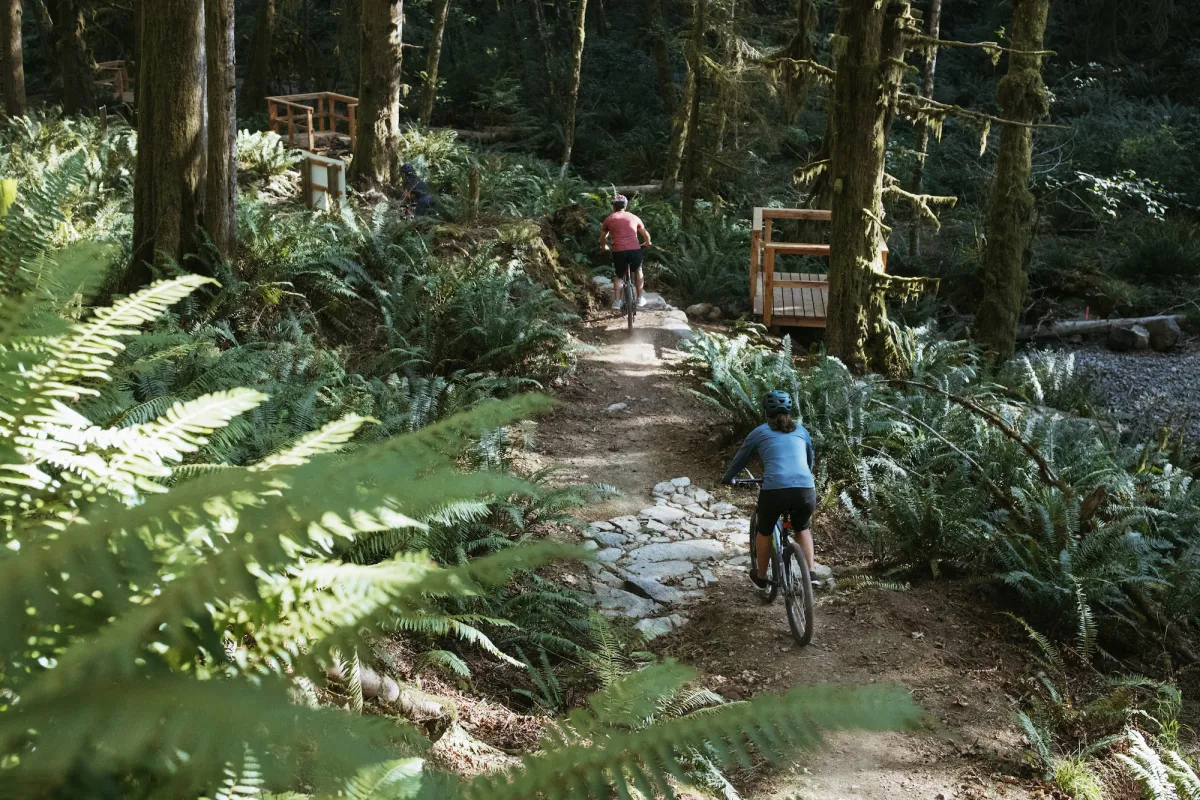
[721,429,761,485]
[599,221,610,250]
[637,223,651,248]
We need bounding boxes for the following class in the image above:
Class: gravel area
[1064,338,1200,442]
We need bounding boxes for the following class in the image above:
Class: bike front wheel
[783,542,814,646]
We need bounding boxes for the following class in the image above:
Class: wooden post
[306,106,315,151]
[763,244,776,327]
[268,99,276,136]
[328,162,342,207]
[287,107,295,147]
[750,228,761,308]
[348,104,357,151]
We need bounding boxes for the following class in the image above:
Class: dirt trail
[534,309,1042,800]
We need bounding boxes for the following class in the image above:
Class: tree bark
[646,0,672,113]
[0,0,26,116]
[526,0,556,98]
[559,0,588,175]
[664,0,705,188]
[783,0,818,122]
[679,0,707,228]
[242,0,274,114]
[52,0,95,115]
[824,0,910,374]
[205,0,236,261]
[353,0,403,187]
[126,0,205,292]
[417,0,450,126]
[907,0,942,257]
[976,0,1050,364]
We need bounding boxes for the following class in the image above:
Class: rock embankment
[1069,340,1200,441]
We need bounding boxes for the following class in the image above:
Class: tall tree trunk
[907,0,942,257]
[783,0,817,122]
[354,0,403,187]
[976,0,1050,364]
[127,0,205,292]
[53,0,95,114]
[417,0,450,126]
[664,0,705,188]
[559,0,587,175]
[526,0,555,97]
[825,0,910,374]
[0,0,26,116]
[242,0,274,113]
[678,66,703,225]
[646,0,672,113]
[205,0,236,261]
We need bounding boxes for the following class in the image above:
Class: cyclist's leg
[789,488,818,571]
[612,252,626,309]
[754,490,785,581]
[631,249,645,303]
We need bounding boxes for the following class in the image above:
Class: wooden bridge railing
[750,207,888,328]
[95,60,134,104]
[266,92,359,152]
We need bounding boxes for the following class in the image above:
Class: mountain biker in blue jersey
[722,390,817,589]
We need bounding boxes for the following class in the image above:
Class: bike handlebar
[729,478,763,487]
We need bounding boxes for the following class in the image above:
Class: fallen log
[1017,315,1182,341]
[612,183,666,194]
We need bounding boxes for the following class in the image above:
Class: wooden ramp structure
[750,207,888,328]
[267,93,359,153]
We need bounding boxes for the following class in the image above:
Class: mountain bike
[731,474,814,647]
[618,263,637,330]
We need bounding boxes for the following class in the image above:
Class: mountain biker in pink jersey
[599,194,652,310]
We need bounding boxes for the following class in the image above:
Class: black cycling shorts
[612,248,643,278]
[755,487,816,536]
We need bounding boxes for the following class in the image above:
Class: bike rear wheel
[623,280,636,330]
[783,542,814,646]
[748,514,779,603]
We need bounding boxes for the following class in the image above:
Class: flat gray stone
[670,477,691,488]
[605,402,629,413]
[590,521,616,531]
[681,577,699,590]
[811,562,833,580]
[645,520,671,533]
[581,540,600,551]
[635,533,651,543]
[683,504,706,516]
[596,547,624,563]
[623,560,696,581]
[593,585,663,618]
[639,292,671,311]
[653,481,676,496]
[611,516,643,534]
[635,613,689,641]
[623,576,685,604]
[593,531,629,548]
[669,493,691,506]
[710,502,738,516]
[626,540,726,564]
[693,488,713,504]
[727,555,751,566]
[595,569,625,588]
[700,569,718,585]
[639,506,687,524]
[650,535,671,543]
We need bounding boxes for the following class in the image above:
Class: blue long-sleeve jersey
[721,423,815,490]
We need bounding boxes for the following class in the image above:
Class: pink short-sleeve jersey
[602,211,644,252]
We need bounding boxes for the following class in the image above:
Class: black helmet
[400,163,416,176]
[762,390,793,416]
[612,193,628,210]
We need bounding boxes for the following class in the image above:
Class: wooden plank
[761,208,832,222]
[764,242,830,256]
[753,207,763,231]
[749,229,760,308]
[773,280,829,289]
[763,244,775,327]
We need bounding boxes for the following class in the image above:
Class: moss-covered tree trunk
[664,0,706,188]
[907,0,942,257]
[126,0,205,292]
[678,59,703,226]
[0,0,25,116]
[204,0,236,260]
[417,0,451,125]
[976,0,1050,364]
[242,0,274,114]
[53,0,95,115]
[783,0,818,122]
[354,0,403,187]
[825,0,910,374]
[559,0,588,175]
[646,0,672,114]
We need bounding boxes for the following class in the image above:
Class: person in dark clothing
[399,163,435,215]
